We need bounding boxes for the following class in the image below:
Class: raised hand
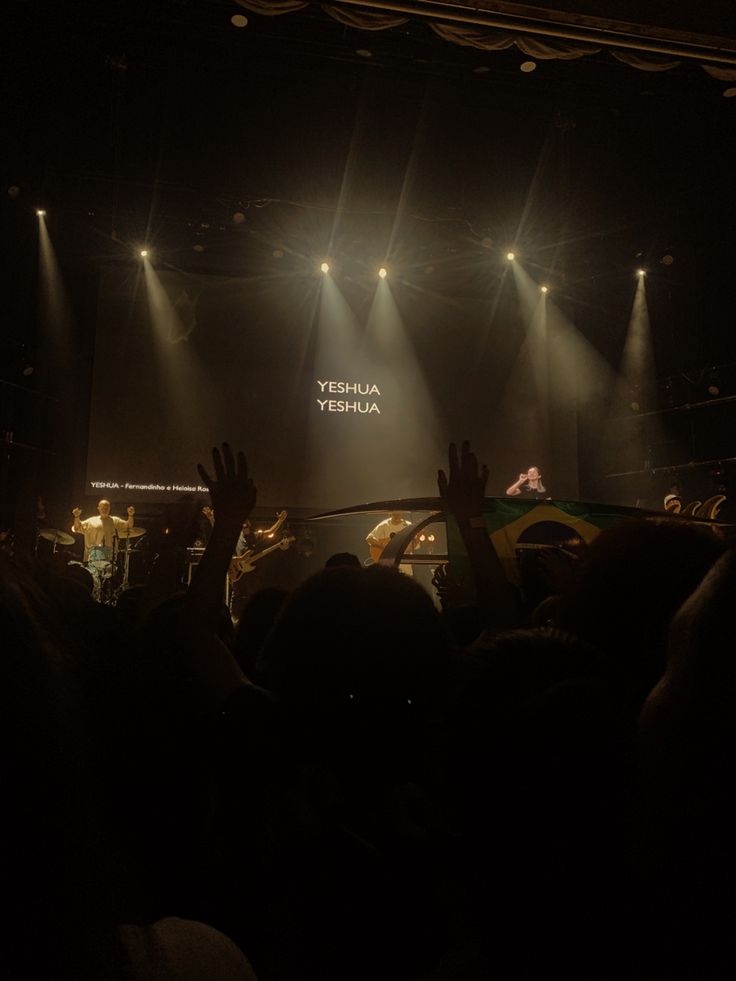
[437,440,489,523]
[197,442,256,528]
[438,440,521,632]
[431,562,466,610]
[72,507,82,518]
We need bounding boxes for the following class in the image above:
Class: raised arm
[189,442,257,629]
[439,441,522,633]
[506,472,527,496]
[260,509,287,538]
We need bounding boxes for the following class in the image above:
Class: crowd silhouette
[2,439,735,979]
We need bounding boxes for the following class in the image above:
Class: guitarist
[230,510,288,617]
[365,510,416,576]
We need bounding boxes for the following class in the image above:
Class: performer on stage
[71,499,135,562]
[506,467,547,499]
[366,511,417,574]
[229,510,289,618]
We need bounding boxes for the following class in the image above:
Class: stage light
[506,251,515,261]
[637,268,646,277]
[140,249,149,258]
[230,13,248,27]
[320,261,329,273]
[36,208,46,217]
[541,285,549,294]
[378,267,387,279]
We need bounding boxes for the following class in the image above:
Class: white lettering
[315,390,381,414]
[315,379,382,396]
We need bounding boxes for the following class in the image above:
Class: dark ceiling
[2,0,736,378]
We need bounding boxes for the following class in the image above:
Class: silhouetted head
[324,551,362,569]
[559,519,723,694]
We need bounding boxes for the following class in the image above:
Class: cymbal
[117,526,146,538]
[39,528,75,546]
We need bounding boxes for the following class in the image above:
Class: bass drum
[88,544,113,575]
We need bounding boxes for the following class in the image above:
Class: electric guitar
[228,535,295,583]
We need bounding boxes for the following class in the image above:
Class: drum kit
[38,525,147,604]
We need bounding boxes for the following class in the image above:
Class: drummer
[71,499,136,562]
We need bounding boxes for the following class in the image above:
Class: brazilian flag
[448,498,656,588]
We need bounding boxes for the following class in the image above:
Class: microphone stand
[103,526,119,605]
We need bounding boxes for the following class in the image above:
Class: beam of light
[36,208,46,217]
[362,277,445,499]
[140,249,149,258]
[596,273,677,506]
[378,267,387,279]
[541,285,549,293]
[486,259,620,501]
[620,274,655,398]
[142,260,210,433]
[35,212,77,473]
[506,251,516,261]
[302,272,378,508]
[320,261,330,273]
[491,258,552,491]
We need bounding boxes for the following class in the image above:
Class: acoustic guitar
[369,542,388,563]
[368,532,420,565]
[228,535,295,583]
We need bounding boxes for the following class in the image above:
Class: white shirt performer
[71,499,135,561]
[366,511,415,575]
